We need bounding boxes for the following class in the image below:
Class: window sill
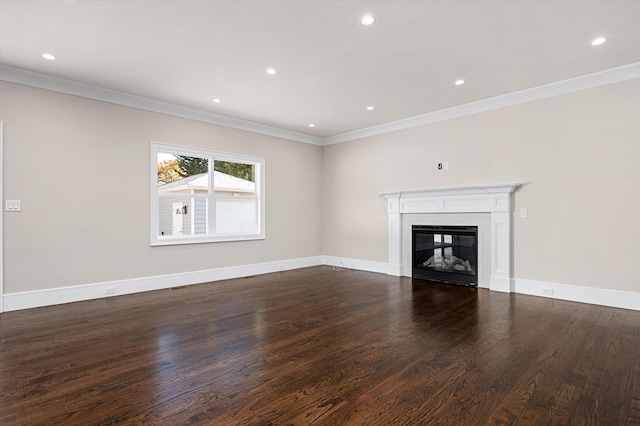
[151,233,265,246]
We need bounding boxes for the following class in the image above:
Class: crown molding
[0,65,323,146]
[2,62,639,147]
[322,61,640,146]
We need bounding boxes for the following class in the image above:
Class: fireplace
[413,225,478,286]
[380,183,519,292]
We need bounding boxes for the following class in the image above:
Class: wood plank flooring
[1,266,639,425]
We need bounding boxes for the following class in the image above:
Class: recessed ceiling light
[42,53,56,60]
[212,98,221,103]
[366,106,374,110]
[361,15,375,26]
[308,124,315,128]
[455,79,465,86]
[266,68,277,75]
[591,37,607,46]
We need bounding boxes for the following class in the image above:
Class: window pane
[157,153,210,193]
[216,197,257,234]
[158,196,208,236]
[213,161,257,233]
[151,142,264,245]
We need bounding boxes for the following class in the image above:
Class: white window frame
[150,142,265,246]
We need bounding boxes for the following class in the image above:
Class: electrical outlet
[437,163,443,170]
[542,288,554,296]
[443,162,449,170]
[105,286,117,295]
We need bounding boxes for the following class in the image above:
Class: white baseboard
[3,256,323,312]
[4,257,639,312]
[320,260,640,311]
[514,278,640,311]
[322,256,389,275]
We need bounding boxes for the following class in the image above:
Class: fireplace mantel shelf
[380,183,520,293]
[380,183,520,199]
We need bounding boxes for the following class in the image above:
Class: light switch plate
[520,208,528,218]
[5,200,21,212]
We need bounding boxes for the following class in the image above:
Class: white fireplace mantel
[380,183,520,293]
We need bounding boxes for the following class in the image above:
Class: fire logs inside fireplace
[423,255,473,272]
[413,225,478,286]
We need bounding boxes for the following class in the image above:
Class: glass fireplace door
[412,225,478,286]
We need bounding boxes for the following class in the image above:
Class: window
[150,142,265,245]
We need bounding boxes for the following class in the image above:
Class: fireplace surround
[380,184,519,292]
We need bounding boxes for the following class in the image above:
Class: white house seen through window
[150,142,265,245]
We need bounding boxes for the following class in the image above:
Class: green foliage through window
[214,161,255,182]
[175,155,208,177]
[173,156,254,182]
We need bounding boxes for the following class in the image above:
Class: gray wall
[1,81,323,293]
[322,78,640,293]
[2,76,640,297]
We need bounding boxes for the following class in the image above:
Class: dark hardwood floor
[1,266,639,425]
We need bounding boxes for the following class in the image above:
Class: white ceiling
[1,0,640,141]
